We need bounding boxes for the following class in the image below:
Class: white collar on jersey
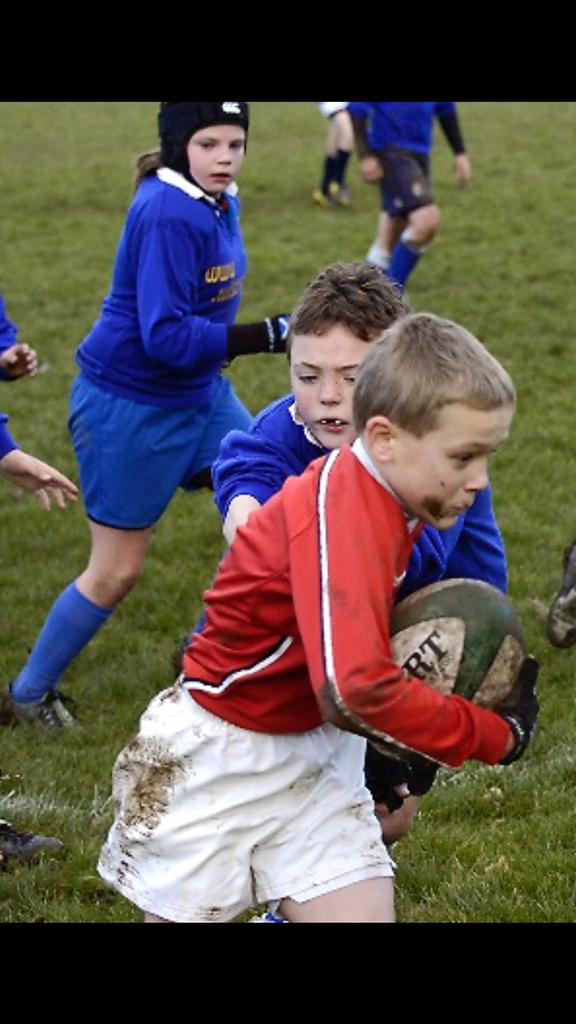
[288,401,325,450]
[156,166,239,203]
[351,437,419,532]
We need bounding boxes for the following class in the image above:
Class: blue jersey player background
[2,102,290,730]
[348,102,472,292]
[0,291,77,863]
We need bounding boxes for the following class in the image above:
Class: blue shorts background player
[210,262,508,849]
[348,102,472,292]
[2,102,290,729]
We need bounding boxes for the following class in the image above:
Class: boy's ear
[363,415,398,462]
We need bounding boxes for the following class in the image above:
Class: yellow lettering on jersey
[211,283,241,303]
[205,262,236,285]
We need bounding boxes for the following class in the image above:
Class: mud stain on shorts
[114,736,186,833]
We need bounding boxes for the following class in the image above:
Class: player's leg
[367,211,406,271]
[280,876,395,923]
[387,202,440,292]
[4,523,152,724]
[3,374,188,725]
[379,149,437,291]
[547,537,576,647]
[330,110,353,206]
[77,522,152,608]
[314,103,349,208]
[253,728,395,924]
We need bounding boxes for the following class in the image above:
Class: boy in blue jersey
[347,102,471,291]
[212,261,508,846]
[0,412,76,863]
[0,293,76,862]
[1,102,290,730]
[0,293,39,381]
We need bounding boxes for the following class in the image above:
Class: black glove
[227,315,290,359]
[364,744,438,810]
[364,746,408,810]
[495,655,540,765]
[405,758,439,796]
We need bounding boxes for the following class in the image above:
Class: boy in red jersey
[98,312,538,923]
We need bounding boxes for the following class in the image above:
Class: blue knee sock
[386,239,423,291]
[11,583,114,702]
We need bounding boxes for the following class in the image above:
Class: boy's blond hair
[353,313,516,435]
[286,261,409,357]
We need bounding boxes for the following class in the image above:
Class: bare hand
[454,153,472,188]
[0,449,79,510]
[359,155,384,184]
[0,343,39,379]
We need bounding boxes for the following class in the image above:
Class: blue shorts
[68,372,252,529]
[377,146,433,217]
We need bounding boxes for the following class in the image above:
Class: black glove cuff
[498,714,529,765]
[227,317,288,359]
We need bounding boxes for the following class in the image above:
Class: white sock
[366,244,390,270]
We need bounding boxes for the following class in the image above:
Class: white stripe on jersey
[182,635,294,697]
[316,447,441,763]
[317,448,341,687]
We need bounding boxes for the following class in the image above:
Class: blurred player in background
[0,291,76,863]
[1,102,290,730]
[312,102,353,209]
[348,102,471,291]
[546,538,576,647]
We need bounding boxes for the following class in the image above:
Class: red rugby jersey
[183,445,511,768]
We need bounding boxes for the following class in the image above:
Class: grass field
[1,101,575,923]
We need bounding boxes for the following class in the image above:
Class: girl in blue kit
[2,101,289,729]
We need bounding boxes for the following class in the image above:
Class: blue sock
[11,583,114,703]
[386,239,423,291]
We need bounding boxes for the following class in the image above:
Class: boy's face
[289,325,373,450]
[366,401,513,529]
[186,124,246,195]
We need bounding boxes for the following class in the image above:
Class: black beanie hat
[159,101,249,145]
[158,101,249,182]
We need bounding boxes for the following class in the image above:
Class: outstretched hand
[0,449,79,510]
[0,343,39,379]
[454,153,472,188]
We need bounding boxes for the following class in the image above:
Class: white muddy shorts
[98,682,394,923]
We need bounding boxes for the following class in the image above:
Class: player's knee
[408,205,440,246]
[86,561,144,606]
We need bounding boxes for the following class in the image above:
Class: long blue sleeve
[0,292,18,381]
[0,411,18,460]
[213,392,507,597]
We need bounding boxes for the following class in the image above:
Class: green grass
[1,100,575,922]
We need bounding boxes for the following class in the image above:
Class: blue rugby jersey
[0,411,18,459]
[212,393,508,597]
[76,170,247,409]
[0,293,19,381]
[347,102,457,155]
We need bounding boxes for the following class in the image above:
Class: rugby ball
[390,578,526,709]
